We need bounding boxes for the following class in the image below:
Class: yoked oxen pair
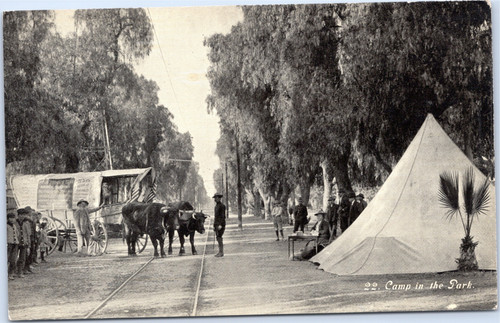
[122,202,179,257]
[166,201,208,255]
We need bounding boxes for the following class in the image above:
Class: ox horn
[192,212,196,219]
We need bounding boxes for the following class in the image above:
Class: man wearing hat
[25,206,39,267]
[297,211,330,260]
[337,190,354,234]
[16,208,32,276]
[212,193,226,257]
[271,200,285,241]
[7,213,20,280]
[73,199,103,256]
[349,193,367,226]
[326,196,339,239]
[293,197,308,233]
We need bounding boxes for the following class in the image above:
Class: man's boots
[275,230,280,241]
[280,230,284,240]
[215,237,224,257]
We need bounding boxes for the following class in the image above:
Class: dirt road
[7,214,498,320]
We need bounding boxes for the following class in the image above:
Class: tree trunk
[332,151,353,193]
[258,187,271,220]
[321,158,334,211]
[280,182,291,224]
[457,235,478,271]
[252,189,262,218]
[299,174,311,206]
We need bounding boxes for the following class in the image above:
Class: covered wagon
[9,167,156,255]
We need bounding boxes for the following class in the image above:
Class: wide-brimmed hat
[212,193,223,198]
[24,206,35,213]
[315,210,326,216]
[357,193,365,198]
[17,208,29,215]
[77,199,89,206]
[7,213,16,218]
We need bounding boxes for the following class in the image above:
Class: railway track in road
[83,217,212,319]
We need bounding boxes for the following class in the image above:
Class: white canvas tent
[311,114,497,275]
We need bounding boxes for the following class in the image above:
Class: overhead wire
[145,8,215,194]
[146,8,188,130]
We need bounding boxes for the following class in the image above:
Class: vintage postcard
[3,0,498,322]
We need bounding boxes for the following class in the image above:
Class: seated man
[296,211,330,260]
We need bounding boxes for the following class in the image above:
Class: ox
[122,202,179,257]
[166,201,207,255]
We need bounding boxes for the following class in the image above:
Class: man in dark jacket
[293,198,308,233]
[349,193,368,226]
[338,191,355,234]
[25,206,38,267]
[213,193,226,257]
[16,208,31,277]
[7,213,20,280]
[298,211,330,260]
[326,196,339,239]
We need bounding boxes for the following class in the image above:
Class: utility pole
[103,113,113,170]
[98,102,113,170]
[225,161,229,219]
[220,171,224,203]
[236,132,242,230]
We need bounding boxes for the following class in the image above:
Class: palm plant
[438,166,491,271]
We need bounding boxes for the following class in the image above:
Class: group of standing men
[290,190,367,260]
[7,206,49,280]
[326,190,367,239]
[275,190,368,238]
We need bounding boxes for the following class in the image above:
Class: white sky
[54,6,243,196]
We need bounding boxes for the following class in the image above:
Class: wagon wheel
[136,234,148,254]
[40,216,59,256]
[88,219,108,256]
[121,219,148,254]
[57,218,78,253]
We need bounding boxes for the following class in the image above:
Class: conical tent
[311,114,497,275]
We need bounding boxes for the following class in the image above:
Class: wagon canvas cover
[10,167,152,211]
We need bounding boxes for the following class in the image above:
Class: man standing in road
[213,193,226,257]
[349,193,368,226]
[293,197,308,233]
[25,207,39,267]
[271,200,285,241]
[7,213,20,280]
[338,190,354,234]
[73,199,103,256]
[16,208,31,277]
[326,196,339,240]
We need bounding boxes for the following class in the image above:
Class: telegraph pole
[236,132,242,230]
[220,171,224,208]
[225,161,229,219]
